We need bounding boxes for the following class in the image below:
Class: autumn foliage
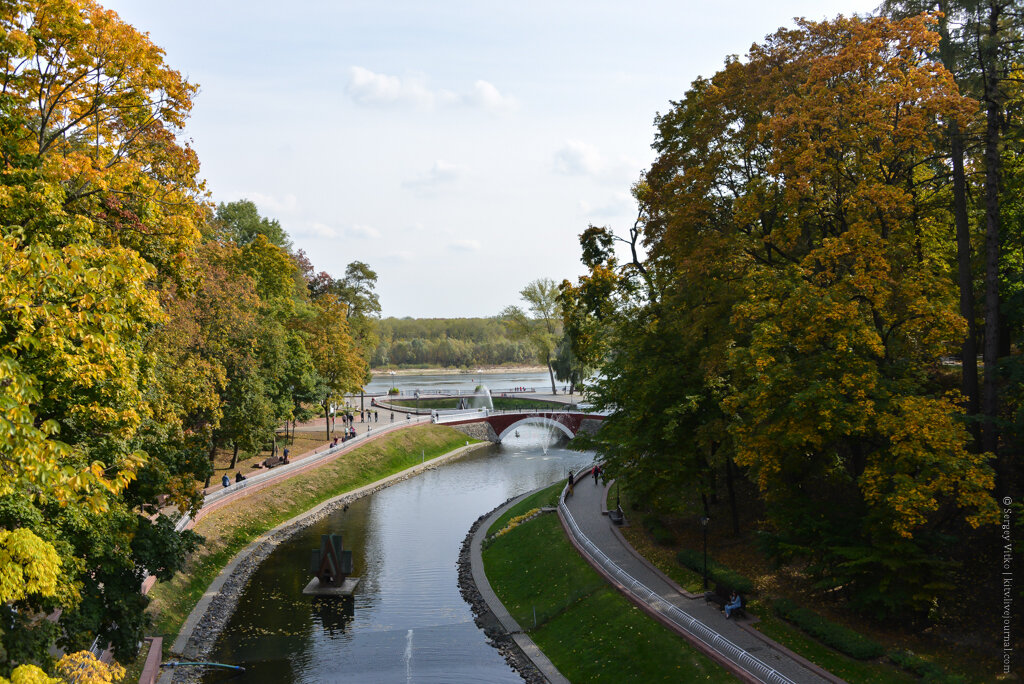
[0,1,373,679]
[567,12,1012,620]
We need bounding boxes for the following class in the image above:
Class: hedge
[772,599,884,661]
[888,650,963,683]
[676,548,754,595]
[641,514,676,546]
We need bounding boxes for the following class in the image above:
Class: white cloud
[554,140,606,176]
[291,222,380,240]
[578,192,635,218]
[346,66,436,108]
[245,192,299,214]
[294,221,338,238]
[346,67,516,113]
[449,239,482,252]
[402,160,464,189]
[349,223,381,239]
[381,250,416,263]
[465,80,518,112]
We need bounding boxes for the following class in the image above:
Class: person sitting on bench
[724,591,742,619]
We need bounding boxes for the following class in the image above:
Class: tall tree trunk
[229,442,239,470]
[323,400,331,443]
[204,439,218,489]
[981,1,1004,462]
[935,0,981,443]
[951,122,981,433]
[725,457,740,536]
[546,353,557,394]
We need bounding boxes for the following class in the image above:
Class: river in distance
[200,423,594,683]
[362,369,555,396]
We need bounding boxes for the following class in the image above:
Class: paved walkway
[560,472,843,684]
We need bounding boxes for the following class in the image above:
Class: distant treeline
[372,317,535,368]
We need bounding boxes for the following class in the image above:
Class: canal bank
[162,439,491,684]
[458,490,569,684]
[191,429,592,682]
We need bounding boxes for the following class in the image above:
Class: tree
[214,199,292,251]
[502,278,563,393]
[304,295,367,442]
[880,0,1024,486]
[572,13,1000,618]
[0,0,205,285]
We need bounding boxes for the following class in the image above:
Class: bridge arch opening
[497,417,575,443]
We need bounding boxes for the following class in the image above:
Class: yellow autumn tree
[0,0,205,675]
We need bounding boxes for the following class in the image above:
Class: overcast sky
[104,0,879,318]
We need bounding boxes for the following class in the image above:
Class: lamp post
[415,389,420,416]
[700,516,710,590]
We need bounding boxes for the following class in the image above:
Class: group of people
[221,471,247,488]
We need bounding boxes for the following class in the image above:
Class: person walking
[567,470,575,498]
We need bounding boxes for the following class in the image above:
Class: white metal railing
[430,408,607,423]
[558,487,797,684]
[173,415,432,533]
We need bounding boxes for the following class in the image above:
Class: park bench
[260,454,287,469]
[704,583,747,619]
[605,504,625,525]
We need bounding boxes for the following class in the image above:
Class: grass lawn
[147,425,478,642]
[482,491,734,683]
[487,481,564,536]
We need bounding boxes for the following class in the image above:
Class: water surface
[201,425,592,683]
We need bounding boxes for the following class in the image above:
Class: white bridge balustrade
[173,415,433,534]
[558,485,798,684]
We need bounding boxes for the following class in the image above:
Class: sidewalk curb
[598,483,845,684]
[160,440,489,683]
[470,489,570,684]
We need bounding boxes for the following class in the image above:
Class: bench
[704,583,746,619]
[606,505,625,525]
[260,454,288,469]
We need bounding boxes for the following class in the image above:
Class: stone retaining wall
[448,422,500,443]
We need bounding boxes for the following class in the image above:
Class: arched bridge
[435,409,605,443]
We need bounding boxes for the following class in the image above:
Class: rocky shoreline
[167,448,482,684]
[457,504,546,684]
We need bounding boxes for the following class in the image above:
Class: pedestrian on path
[567,470,575,498]
[593,464,601,484]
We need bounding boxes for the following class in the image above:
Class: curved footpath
[556,472,844,684]
[160,438,489,684]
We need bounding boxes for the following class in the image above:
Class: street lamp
[415,389,420,416]
[700,516,710,590]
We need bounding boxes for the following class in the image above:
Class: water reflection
[201,426,591,683]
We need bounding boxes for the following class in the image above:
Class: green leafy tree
[214,199,293,251]
[502,278,563,393]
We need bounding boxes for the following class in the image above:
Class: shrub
[387,387,400,395]
[676,548,755,594]
[772,599,884,660]
[641,514,676,546]
[888,650,963,683]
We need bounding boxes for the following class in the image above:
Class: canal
[201,424,593,683]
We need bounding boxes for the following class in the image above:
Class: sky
[103,0,880,319]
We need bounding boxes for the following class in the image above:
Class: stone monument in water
[303,533,360,596]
